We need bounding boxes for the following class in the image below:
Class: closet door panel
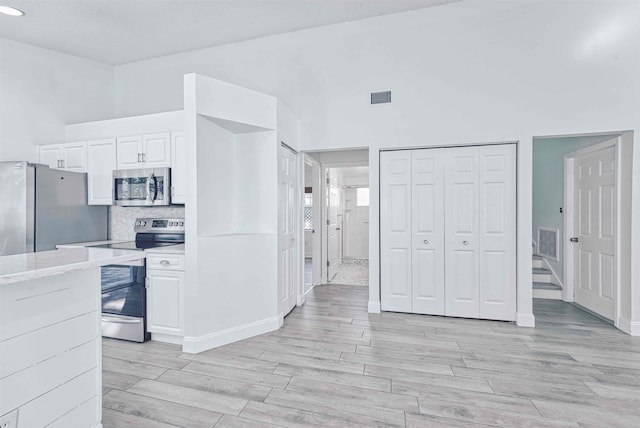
[411,149,445,314]
[479,145,516,320]
[380,151,412,312]
[445,148,480,318]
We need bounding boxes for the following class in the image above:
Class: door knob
[570,237,579,243]
[463,240,469,245]
[423,240,429,244]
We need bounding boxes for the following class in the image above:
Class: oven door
[113,167,171,206]
[101,258,150,342]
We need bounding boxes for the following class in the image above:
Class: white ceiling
[0,0,459,65]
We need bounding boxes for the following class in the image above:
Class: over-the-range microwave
[113,167,171,206]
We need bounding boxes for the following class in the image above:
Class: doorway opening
[532,131,632,328]
[304,149,369,288]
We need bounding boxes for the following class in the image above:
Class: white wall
[0,38,114,161]
[113,0,640,330]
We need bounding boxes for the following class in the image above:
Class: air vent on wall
[371,91,391,104]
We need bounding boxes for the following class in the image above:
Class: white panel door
[143,132,171,168]
[327,169,342,280]
[87,139,116,205]
[147,270,184,335]
[278,145,297,317]
[62,142,87,172]
[411,149,445,315]
[380,150,412,312]
[116,136,142,169]
[574,145,616,320]
[170,132,186,204]
[445,147,480,318]
[39,145,62,169]
[478,145,516,321]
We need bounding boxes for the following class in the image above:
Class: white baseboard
[297,294,305,307]
[151,333,183,345]
[182,316,280,354]
[516,312,535,327]
[368,300,381,313]
[617,317,640,336]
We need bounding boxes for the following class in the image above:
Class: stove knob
[179,221,184,226]
[141,221,146,227]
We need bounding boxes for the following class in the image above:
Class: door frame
[563,134,630,327]
[320,160,369,282]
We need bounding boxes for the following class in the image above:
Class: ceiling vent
[371,91,391,104]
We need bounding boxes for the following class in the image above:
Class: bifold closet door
[411,149,445,315]
[478,144,516,321]
[444,147,481,318]
[380,151,412,312]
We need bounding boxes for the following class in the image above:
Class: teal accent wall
[532,135,618,285]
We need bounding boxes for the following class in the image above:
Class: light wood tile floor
[102,285,640,427]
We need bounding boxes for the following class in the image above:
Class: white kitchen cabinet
[380,144,516,321]
[87,139,116,205]
[146,253,184,339]
[170,131,186,204]
[116,133,171,170]
[39,142,87,172]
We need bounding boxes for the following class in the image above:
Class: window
[356,187,370,207]
[304,192,313,230]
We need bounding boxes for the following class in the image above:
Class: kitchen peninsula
[0,247,144,428]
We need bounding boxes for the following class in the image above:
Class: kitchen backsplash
[110,205,186,240]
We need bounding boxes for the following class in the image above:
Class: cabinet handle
[142,153,146,162]
[57,159,62,168]
[61,159,65,168]
[463,240,469,246]
[423,240,429,244]
[137,153,142,163]
[160,260,170,265]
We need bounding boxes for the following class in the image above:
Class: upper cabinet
[87,139,116,205]
[39,142,87,172]
[116,132,170,170]
[170,132,186,204]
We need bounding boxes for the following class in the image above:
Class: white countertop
[56,240,128,249]
[145,244,185,254]
[0,248,144,285]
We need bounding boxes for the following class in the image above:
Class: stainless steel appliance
[93,218,185,342]
[113,167,171,206]
[0,161,108,256]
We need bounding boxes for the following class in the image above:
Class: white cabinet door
[143,133,171,168]
[479,145,516,321]
[116,136,142,170]
[147,269,184,335]
[62,142,87,172]
[411,149,445,315]
[445,147,480,318]
[278,145,298,318]
[39,145,62,169]
[380,150,412,312]
[170,131,186,204]
[87,139,116,205]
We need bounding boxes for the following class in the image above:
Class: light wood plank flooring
[102,285,640,427]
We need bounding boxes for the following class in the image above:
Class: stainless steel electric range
[92,218,185,342]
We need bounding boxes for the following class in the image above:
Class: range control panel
[134,218,185,233]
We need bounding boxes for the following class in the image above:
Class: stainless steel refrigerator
[0,161,108,256]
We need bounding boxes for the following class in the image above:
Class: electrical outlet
[0,409,18,428]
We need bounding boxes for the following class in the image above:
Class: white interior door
[411,149,445,315]
[327,169,341,281]
[380,151,412,312]
[278,145,298,317]
[445,147,480,318]
[478,145,516,321]
[574,145,616,320]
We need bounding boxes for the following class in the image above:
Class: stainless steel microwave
[113,167,171,206]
